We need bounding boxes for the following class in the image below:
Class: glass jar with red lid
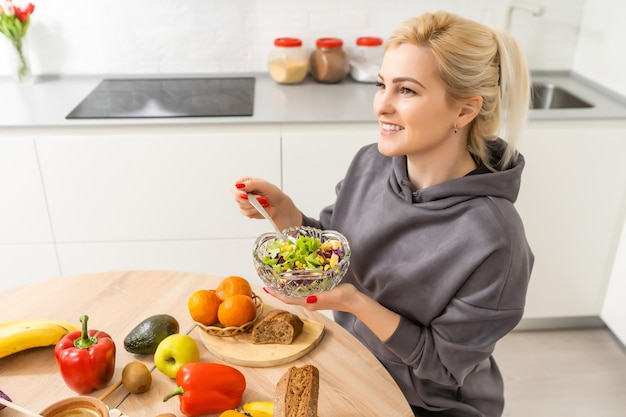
[268,37,309,84]
[349,36,384,83]
[309,37,349,84]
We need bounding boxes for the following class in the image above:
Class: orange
[187,289,221,326]
[215,276,253,301]
[217,294,257,327]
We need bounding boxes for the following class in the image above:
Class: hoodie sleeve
[383,298,524,387]
[382,227,532,388]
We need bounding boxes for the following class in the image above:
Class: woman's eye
[399,86,416,95]
[375,81,385,89]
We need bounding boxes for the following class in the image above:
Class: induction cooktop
[66,77,255,119]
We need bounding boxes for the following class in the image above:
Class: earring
[454,124,458,134]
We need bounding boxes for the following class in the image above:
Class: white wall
[572,0,626,97]
[1,0,585,77]
[601,209,626,345]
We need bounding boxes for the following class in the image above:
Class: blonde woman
[233,11,533,417]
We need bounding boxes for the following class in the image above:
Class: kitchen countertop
[1,71,626,128]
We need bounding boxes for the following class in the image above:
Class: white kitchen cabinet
[281,123,378,217]
[0,245,60,290]
[516,119,626,319]
[0,137,59,289]
[56,238,261,287]
[36,125,281,242]
[0,137,53,244]
[33,124,281,280]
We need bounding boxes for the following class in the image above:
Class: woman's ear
[456,96,483,128]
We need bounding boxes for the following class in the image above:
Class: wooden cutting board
[197,312,324,367]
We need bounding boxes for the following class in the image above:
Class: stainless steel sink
[531,82,593,109]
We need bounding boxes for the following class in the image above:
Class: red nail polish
[257,196,268,206]
[306,295,317,304]
[235,183,245,189]
[241,193,248,199]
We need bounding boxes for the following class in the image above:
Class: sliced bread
[251,309,304,345]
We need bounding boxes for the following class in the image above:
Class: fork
[247,193,295,242]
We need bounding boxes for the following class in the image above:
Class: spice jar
[349,36,384,83]
[309,37,349,84]
[268,37,309,84]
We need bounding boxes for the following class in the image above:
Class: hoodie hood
[389,138,524,205]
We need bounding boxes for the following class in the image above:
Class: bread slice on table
[274,364,319,417]
[251,309,304,344]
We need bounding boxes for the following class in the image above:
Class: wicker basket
[194,292,264,337]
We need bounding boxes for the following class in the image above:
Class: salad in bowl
[253,226,351,298]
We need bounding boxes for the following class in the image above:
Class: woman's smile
[381,122,405,133]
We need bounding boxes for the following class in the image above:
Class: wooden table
[0,271,413,417]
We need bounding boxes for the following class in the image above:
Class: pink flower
[0,1,15,16]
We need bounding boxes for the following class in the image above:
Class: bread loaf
[251,309,304,345]
[273,365,319,417]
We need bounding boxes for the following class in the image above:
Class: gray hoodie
[302,140,534,417]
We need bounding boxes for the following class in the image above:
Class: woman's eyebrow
[392,76,426,89]
[378,74,426,89]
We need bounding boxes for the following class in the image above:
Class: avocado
[124,314,179,354]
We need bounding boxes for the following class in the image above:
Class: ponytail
[492,28,530,168]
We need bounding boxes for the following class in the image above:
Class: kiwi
[121,361,152,394]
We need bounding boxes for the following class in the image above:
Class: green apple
[153,334,200,378]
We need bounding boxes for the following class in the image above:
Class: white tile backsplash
[0,0,581,75]
[0,0,622,97]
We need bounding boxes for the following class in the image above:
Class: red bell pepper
[163,362,246,416]
[54,315,116,394]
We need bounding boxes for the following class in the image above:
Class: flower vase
[10,37,33,84]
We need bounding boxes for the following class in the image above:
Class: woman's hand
[264,283,360,312]
[231,177,302,230]
[265,283,402,342]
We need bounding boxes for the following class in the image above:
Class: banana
[242,401,274,417]
[0,319,80,359]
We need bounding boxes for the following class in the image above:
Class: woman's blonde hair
[386,11,530,170]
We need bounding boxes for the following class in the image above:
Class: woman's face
[373,43,462,159]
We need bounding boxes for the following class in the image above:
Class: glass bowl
[253,226,351,298]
